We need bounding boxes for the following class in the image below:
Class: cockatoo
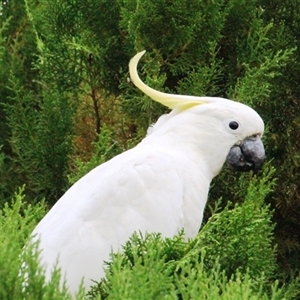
[31,51,265,294]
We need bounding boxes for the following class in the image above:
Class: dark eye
[229,121,239,130]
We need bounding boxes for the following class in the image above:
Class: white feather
[31,51,265,294]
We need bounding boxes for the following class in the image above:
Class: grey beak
[226,135,265,172]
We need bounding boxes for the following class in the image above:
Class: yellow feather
[129,50,208,110]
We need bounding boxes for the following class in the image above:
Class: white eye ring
[224,119,241,133]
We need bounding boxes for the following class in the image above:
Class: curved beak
[226,135,265,172]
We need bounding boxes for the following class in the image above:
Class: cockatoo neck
[141,109,231,180]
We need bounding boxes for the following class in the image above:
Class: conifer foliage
[0,0,299,298]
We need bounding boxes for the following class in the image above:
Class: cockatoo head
[129,51,265,174]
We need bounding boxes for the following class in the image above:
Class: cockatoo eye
[229,121,239,130]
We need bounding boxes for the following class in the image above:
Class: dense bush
[1,167,299,299]
[0,0,299,297]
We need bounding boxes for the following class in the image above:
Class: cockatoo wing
[32,145,188,290]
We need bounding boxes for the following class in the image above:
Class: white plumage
[31,51,265,294]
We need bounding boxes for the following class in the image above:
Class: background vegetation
[0,0,299,298]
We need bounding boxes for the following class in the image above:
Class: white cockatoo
[31,51,265,294]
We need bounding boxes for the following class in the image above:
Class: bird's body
[33,139,208,289]
[31,51,265,294]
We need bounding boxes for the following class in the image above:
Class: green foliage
[256,0,300,274]
[198,166,277,280]
[87,166,297,299]
[0,186,86,299]
[1,171,299,299]
[0,0,79,205]
[119,0,228,127]
[0,0,299,292]
[230,21,295,105]
[68,124,124,185]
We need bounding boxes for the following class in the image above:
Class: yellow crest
[129,51,220,110]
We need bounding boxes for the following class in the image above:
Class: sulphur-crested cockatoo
[31,51,265,294]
